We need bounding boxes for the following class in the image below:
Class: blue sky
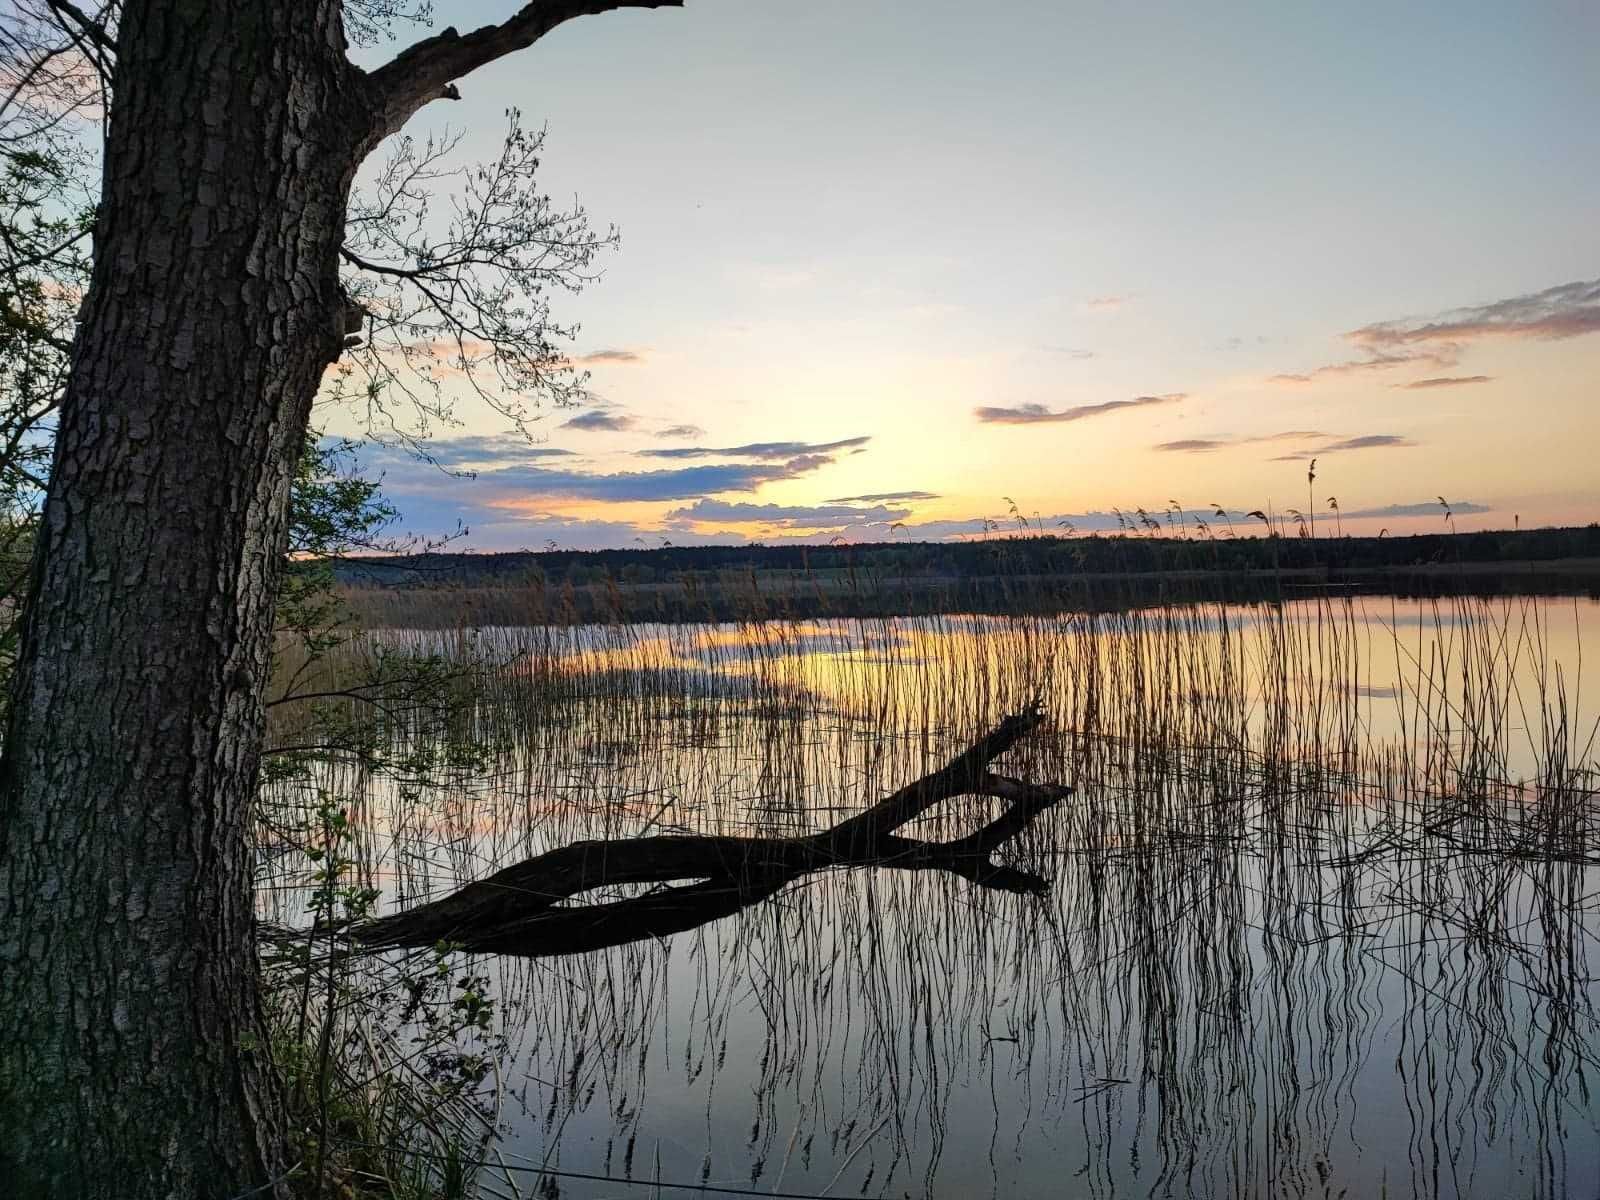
[331,1,1600,549]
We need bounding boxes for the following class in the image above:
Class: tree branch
[348,708,1071,956]
[363,1,684,150]
[43,0,115,55]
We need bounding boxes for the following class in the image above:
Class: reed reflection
[261,594,1598,1198]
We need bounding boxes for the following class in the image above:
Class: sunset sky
[333,0,1600,550]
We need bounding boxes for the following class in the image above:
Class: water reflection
[264,595,1598,1198]
[474,811,1596,1198]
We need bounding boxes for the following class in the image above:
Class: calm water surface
[270,595,1600,1199]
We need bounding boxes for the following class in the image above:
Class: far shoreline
[322,527,1600,629]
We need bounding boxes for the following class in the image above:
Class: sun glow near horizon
[323,1,1599,552]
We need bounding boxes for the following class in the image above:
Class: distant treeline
[333,525,1600,589]
[325,525,1600,627]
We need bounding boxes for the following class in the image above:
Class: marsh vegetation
[260,589,1599,1198]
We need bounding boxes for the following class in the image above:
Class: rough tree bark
[0,6,364,1195]
[0,3,679,1197]
[354,710,1070,956]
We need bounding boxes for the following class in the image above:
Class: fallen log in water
[354,707,1070,956]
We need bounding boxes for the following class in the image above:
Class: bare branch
[330,114,609,446]
[364,0,683,149]
[42,1,114,54]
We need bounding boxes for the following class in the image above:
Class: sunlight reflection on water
[265,594,1600,1199]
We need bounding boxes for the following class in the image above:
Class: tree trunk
[0,3,365,1195]
[0,0,681,1191]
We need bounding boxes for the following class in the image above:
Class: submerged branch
[351,708,1070,956]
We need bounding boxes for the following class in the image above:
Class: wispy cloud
[639,436,871,461]
[1153,439,1225,453]
[1334,500,1492,519]
[1392,375,1493,390]
[562,410,637,432]
[1269,434,1416,460]
[656,423,706,439]
[433,460,834,504]
[399,433,578,467]
[1267,350,1451,385]
[1081,294,1132,311]
[975,394,1185,426]
[1321,434,1415,451]
[1153,429,1330,453]
[1269,278,1600,386]
[826,490,941,503]
[404,341,645,378]
[1350,278,1600,350]
[667,499,913,529]
[573,348,646,365]
[355,437,848,506]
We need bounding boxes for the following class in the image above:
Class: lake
[262,593,1600,1199]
